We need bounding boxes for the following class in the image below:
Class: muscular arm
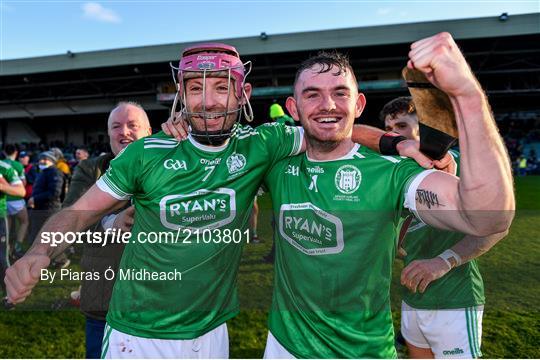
[351,124,385,152]
[407,33,514,236]
[28,185,123,258]
[411,91,514,236]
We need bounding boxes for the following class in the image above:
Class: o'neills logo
[160,188,236,230]
[442,348,464,356]
[279,203,343,256]
[306,165,324,174]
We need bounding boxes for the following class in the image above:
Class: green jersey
[97,123,303,339]
[0,161,22,217]
[275,115,296,127]
[402,151,485,309]
[264,144,427,359]
[4,159,25,201]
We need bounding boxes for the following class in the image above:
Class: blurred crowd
[498,115,540,176]
[0,144,99,268]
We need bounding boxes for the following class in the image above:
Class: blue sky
[1,0,538,60]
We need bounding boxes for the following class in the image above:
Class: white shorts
[401,301,483,358]
[101,323,229,359]
[7,200,26,216]
[263,332,295,359]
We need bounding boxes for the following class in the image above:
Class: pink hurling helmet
[169,43,253,145]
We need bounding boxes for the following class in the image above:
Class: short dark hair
[294,51,357,89]
[3,144,17,156]
[379,96,416,123]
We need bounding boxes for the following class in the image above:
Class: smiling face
[107,104,152,156]
[287,64,365,149]
[184,76,240,133]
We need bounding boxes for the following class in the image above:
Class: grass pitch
[0,176,538,358]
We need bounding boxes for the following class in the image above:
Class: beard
[298,108,350,153]
[191,129,231,145]
[306,136,340,153]
[188,111,239,145]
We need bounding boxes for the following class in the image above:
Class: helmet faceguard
[169,43,253,145]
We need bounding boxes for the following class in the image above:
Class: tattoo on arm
[416,189,445,209]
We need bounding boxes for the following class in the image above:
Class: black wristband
[379,133,407,155]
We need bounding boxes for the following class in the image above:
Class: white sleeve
[403,169,437,224]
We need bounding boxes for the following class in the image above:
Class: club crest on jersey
[334,165,361,194]
[226,153,246,174]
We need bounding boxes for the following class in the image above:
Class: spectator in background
[75,147,89,163]
[51,147,70,203]
[62,101,151,359]
[72,147,90,171]
[18,151,37,201]
[518,155,527,176]
[3,145,28,259]
[270,103,296,126]
[51,147,71,177]
[28,150,69,268]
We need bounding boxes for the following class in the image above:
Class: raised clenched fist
[408,32,481,98]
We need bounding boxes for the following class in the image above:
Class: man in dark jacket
[28,151,69,268]
[29,151,64,211]
[62,101,151,359]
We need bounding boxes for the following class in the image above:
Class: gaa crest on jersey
[334,165,362,194]
[163,159,187,171]
[226,153,246,174]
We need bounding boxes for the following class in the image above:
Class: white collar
[306,143,360,162]
[187,133,230,153]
